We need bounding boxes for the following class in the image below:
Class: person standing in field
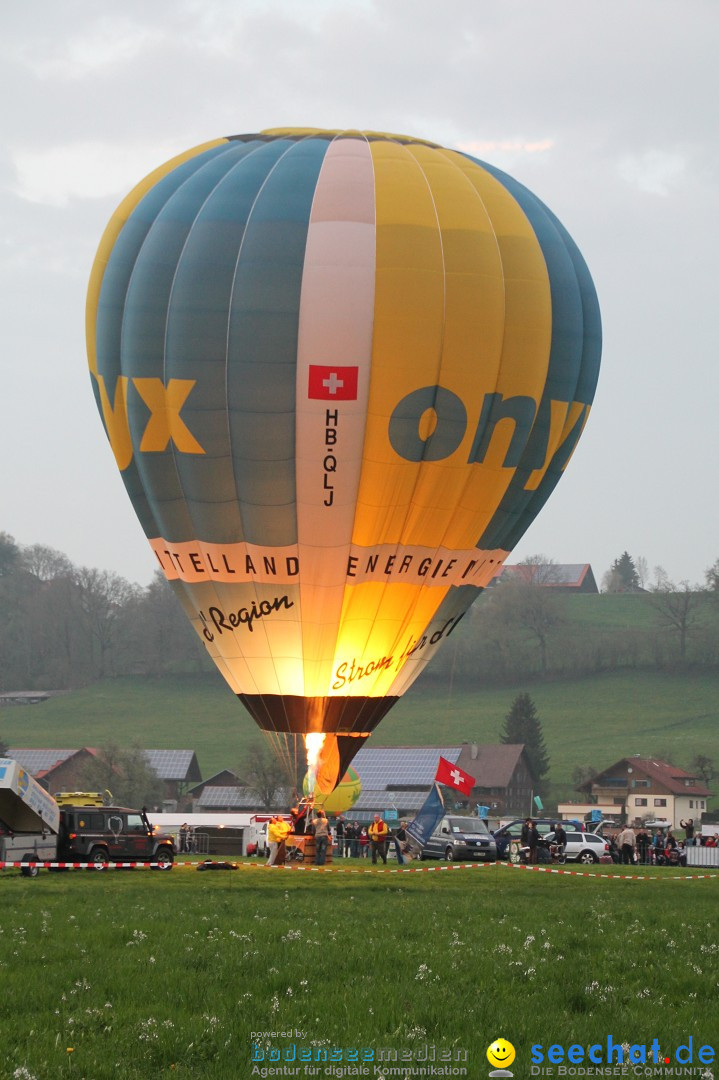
[527,820,539,864]
[680,818,695,846]
[617,823,636,865]
[369,814,389,865]
[312,809,331,866]
[335,816,346,857]
[636,828,650,864]
[266,817,282,866]
[345,820,358,855]
[274,817,292,866]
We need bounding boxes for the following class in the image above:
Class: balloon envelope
[303,767,362,815]
[86,128,601,786]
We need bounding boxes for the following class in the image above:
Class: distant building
[347,743,534,821]
[194,785,292,812]
[495,563,598,593]
[7,748,98,795]
[8,747,201,807]
[144,750,202,802]
[0,690,68,706]
[577,756,712,829]
[187,769,241,800]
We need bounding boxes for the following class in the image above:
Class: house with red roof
[577,756,712,828]
[8,748,201,805]
[6,748,98,795]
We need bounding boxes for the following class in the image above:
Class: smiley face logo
[487,1039,515,1072]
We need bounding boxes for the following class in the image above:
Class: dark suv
[57,806,175,867]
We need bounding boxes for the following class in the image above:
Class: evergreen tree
[0,533,19,578]
[605,551,640,592]
[500,692,550,790]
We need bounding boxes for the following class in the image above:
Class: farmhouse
[577,756,712,829]
[8,747,201,806]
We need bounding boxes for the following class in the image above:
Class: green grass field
[3,669,719,800]
[1,862,717,1079]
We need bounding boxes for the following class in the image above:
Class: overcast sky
[1,0,716,590]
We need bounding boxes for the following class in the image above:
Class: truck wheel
[445,847,455,862]
[154,848,174,869]
[90,847,109,867]
[21,854,39,878]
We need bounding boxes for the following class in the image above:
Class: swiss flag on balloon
[308,365,359,401]
[435,756,475,796]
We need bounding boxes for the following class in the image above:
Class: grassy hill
[2,668,719,804]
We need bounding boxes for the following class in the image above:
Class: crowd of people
[610,818,715,865]
[265,808,401,866]
[262,805,716,868]
[504,816,713,867]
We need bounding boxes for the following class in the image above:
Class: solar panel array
[350,789,429,813]
[199,786,292,809]
[352,746,463,791]
[8,748,77,773]
[144,750,200,781]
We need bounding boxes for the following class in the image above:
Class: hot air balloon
[86,127,601,796]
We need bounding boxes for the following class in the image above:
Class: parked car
[545,829,610,864]
[56,806,175,867]
[420,815,496,862]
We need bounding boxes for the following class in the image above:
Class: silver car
[546,829,610,864]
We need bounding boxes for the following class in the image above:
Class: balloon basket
[288,834,333,865]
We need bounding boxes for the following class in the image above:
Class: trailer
[0,758,59,877]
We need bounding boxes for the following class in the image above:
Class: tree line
[0,532,210,690]
[1,534,717,692]
[425,553,719,688]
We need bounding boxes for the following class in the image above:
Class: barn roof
[497,563,597,590]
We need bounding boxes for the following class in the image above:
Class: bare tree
[648,570,703,660]
[20,544,74,582]
[74,567,140,677]
[509,555,564,586]
[78,742,165,809]
[635,556,649,591]
[236,741,287,810]
[491,558,565,675]
[572,764,598,789]
[689,754,716,784]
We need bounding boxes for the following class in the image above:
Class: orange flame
[304,733,326,796]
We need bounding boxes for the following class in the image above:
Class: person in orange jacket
[368,814,389,865]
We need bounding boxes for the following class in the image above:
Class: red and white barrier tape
[496,860,719,881]
[0,861,173,871]
[2,859,718,879]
